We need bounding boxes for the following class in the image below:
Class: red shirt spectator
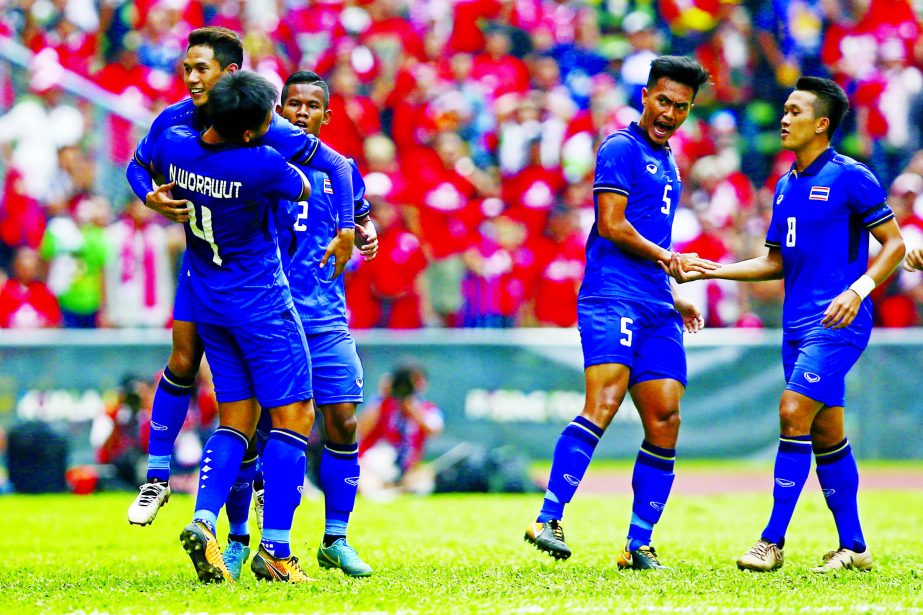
[0,247,61,328]
[532,213,585,327]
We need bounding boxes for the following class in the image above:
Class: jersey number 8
[786,217,796,247]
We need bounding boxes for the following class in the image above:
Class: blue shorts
[782,333,864,408]
[306,329,364,406]
[578,297,686,387]
[173,266,193,322]
[197,307,312,408]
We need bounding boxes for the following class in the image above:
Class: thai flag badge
[323,178,334,194]
[809,186,830,201]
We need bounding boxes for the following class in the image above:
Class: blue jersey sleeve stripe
[864,211,894,229]
[297,138,321,166]
[765,240,782,248]
[593,186,629,196]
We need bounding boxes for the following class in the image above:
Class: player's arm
[822,218,905,329]
[671,284,704,333]
[127,121,191,223]
[674,248,784,283]
[597,192,717,273]
[350,161,378,260]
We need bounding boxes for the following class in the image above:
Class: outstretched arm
[671,247,783,283]
[597,191,718,274]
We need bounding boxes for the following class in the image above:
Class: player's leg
[809,405,872,572]
[221,434,258,580]
[525,363,629,560]
[737,388,821,572]
[179,321,259,583]
[525,297,635,560]
[243,308,315,583]
[616,308,687,570]
[311,330,372,576]
[128,318,203,525]
[618,377,683,570]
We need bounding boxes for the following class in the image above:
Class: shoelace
[548,521,565,542]
[821,549,852,567]
[137,483,166,506]
[748,541,773,558]
[639,546,661,565]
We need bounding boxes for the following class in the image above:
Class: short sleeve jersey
[580,122,681,309]
[275,159,368,334]
[150,125,306,325]
[766,148,892,345]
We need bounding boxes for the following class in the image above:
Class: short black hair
[207,71,277,141]
[795,76,850,137]
[281,71,329,109]
[646,55,710,99]
[187,27,243,70]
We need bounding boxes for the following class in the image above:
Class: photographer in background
[357,364,444,496]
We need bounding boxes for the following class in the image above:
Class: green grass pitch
[1,470,922,613]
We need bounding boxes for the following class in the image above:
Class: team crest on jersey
[646,163,658,175]
[809,186,830,201]
[323,178,334,194]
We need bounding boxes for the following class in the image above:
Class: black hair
[391,367,417,400]
[795,76,850,137]
[646,55,710,99]
[281,70,330,110]
[207,71,278,141]
[187,26,243,70]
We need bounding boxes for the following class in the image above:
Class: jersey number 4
[188,201,222,265]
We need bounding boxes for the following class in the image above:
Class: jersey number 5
[786,217,796,247]
[620,317,633,347]
[188,201,222,265]
[661,185,672,215]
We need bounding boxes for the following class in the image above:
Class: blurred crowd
[1,0,922,329]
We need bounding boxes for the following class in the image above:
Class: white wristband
[848,274,876,300]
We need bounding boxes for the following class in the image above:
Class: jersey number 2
[786,217,796,247]
[188,201,222,265]
[294,201,308,232]
[661,185,672,215]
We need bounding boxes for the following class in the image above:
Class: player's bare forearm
[704,250,783,283]
[866,219,905,283]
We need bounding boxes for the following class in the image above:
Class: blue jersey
[766,148,892,345]
[580,122,681,308]
[276,160,368,333]
[131,98,353,227]
[150,125,306,325]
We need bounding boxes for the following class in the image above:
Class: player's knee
[778,400,809,433]
[329,412,358,441]
[652,408,680,436]
[167,343,202,379]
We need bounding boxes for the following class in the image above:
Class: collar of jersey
[790,147,835,178]
[627,122,669,150]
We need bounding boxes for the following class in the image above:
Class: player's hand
[674,295,705,333]
[903,247,923,272]
[355,219,379,261]
[821,290,862,329]
[145,182,190,223]
[662,252,718,283]
[320,227,356,279]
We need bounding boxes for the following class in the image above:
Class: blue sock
[762,434,812,547]
[537,416,603,523]
[192,426,249,531]
[225,452,257,537]
[627,440,676,550]
[146,366,194,482]
[260,429,308,559]
[815,438,866,553]
[320,440,359,537]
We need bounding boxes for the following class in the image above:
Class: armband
[848,274,876,300]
